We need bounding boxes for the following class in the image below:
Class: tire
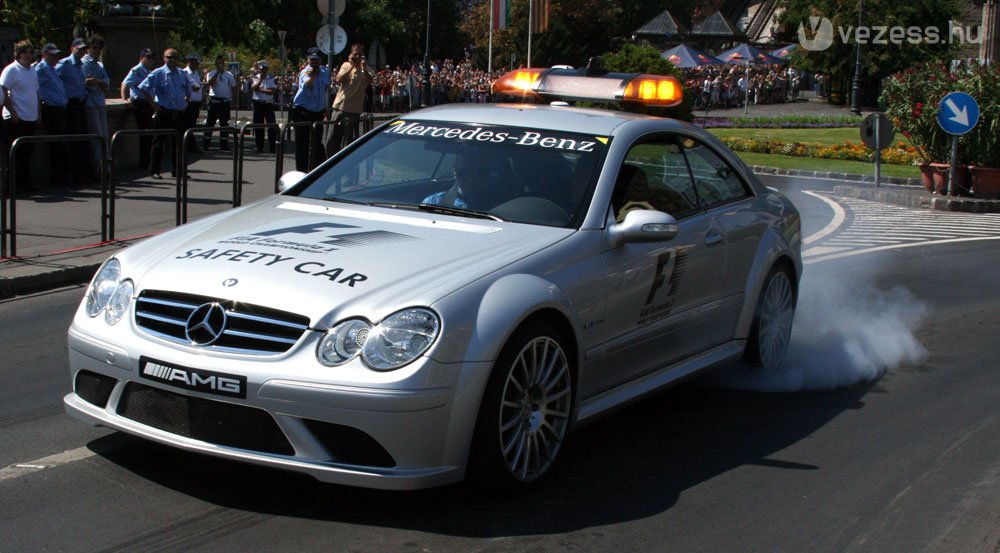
[744,265,796,370]
[468,322,573,487]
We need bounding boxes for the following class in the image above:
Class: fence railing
[1,112,398,258]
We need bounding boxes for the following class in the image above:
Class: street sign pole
[936,91,980,197]
[948,135,960,196]
[875,113,881,187]
[278,30,287,124]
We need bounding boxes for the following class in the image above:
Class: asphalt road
[2,177,1000,552]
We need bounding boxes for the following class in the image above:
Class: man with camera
[325,43,374,157]
[290,46,330,172]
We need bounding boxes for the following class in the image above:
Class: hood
[120,197,573,327]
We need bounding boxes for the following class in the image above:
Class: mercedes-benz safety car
[65,65,801,490]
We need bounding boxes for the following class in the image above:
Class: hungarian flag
[531,0,550,33]
[492,0,511,30]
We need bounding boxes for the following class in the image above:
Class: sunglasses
[165,55,180,60]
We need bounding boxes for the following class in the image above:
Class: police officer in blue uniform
[36,43,70,188]
[121,48,157,170]
[55,37,93,183]
[291,47,330,172]
[138,48,190,178]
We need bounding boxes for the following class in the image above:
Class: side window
[680,138,750,208]
[612,141,699,222]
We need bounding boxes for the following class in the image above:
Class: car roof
[405,103,692,136]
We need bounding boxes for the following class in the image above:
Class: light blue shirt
[292,65,330,112]
[55,54,87,100]
[35,61,67,107]
[138,65,190,111]
[122,63,149,101]
[422,190,467,207]
[81,54,109,107]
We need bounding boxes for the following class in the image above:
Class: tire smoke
[712,263,929,392]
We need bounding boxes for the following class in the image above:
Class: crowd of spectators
[680,65,810,110]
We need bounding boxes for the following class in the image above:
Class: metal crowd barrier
[2,133,105,258]
[107,128,179,239]
[235,122,283,203]
[1,113,398,257]
[179,126,239,223]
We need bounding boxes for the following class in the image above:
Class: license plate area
[139,357,247,399]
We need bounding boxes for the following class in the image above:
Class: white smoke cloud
[711,263,929,392]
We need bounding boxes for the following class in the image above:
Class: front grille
[75,370,117,407]
[134,290,310,354]
[302,419,396,468]
[117,382,294,455]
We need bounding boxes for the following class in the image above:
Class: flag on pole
[492,0,511,30]
[531,0,550,34]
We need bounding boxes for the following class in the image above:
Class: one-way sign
[937,92,980,135]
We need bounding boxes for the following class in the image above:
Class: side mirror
[609,209,679,246]
[277,171,307,192]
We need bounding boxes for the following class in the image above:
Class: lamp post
[850,0,865,115]
[421,0,432,107]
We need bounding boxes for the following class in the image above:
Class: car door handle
[705,230,724,247]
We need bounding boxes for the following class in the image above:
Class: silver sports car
[65,67,801,490]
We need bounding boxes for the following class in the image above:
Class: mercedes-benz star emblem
[185,302,228,345]
[222,278,238,287]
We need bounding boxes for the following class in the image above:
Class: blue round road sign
[937,92,980,135]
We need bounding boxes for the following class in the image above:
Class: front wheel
[744,265,796,370]
[469,323,573,487]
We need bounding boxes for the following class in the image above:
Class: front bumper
[65,326,490,490]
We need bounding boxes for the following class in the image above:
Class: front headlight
[86,259,121,317]
[316,308,440,370]
[361,308,440,370]
[105,279,134,325]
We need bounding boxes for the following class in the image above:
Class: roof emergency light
[492,66,683,108]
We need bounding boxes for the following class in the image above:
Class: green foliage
[599,43,693,122]
[777,0,962,81]
[882,62,1000,166]
[1,0,102,46]
[719,115,861,127]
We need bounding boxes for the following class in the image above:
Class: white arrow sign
[945,98,969,127]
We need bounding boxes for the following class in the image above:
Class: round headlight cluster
[85,259,134,325]
[317,308,440,370]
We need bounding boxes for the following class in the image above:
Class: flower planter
[970,166,1000,200]
[920,162,970,195]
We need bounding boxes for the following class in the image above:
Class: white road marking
[805,235,1000,265]
[0,446,98,483]
[802,191,847,246]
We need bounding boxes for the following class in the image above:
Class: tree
[1,0,102,46]
[776,0,962,99]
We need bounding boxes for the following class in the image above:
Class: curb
[749,165,922,186]
[830,185,1000,213]
[0,261,105,299]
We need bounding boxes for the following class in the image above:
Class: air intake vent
[75,370,117,408]
[134,290,310,355]
[117,382,294,455]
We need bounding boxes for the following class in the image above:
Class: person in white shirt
[250,60,277,153]
[204,54,236,150]
[1,40,41,193]
[181,52,204,152]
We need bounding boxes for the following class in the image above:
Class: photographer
[325,43,373,156]
[290,47,330,172]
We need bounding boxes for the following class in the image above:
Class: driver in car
[422,151,515,210]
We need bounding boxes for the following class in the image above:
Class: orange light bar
[622,74,683,107]
[492,68,545,100]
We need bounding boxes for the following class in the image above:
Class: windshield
[292,120,609,228]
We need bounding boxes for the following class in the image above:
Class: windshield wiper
[317,196,368,205]
[417,203,507,222]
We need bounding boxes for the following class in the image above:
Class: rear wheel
[744,265,796,370]
[469,323,573,486]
